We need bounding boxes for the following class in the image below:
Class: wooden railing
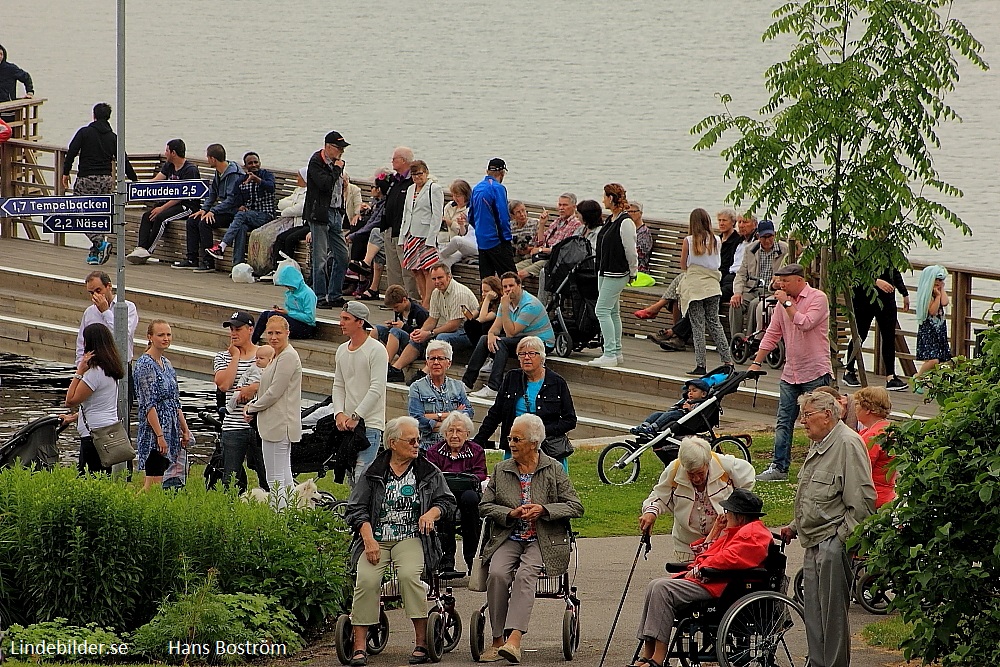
[2,132,996,365]
[0,98,45,141]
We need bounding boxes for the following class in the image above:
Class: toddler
[228,345,274,413]
[631,378,711,438]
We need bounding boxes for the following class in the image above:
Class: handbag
[468,522,491,593]
[81,406,136,467]
[542,434,574,460]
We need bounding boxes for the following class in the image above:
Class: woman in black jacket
[473,336,577,468]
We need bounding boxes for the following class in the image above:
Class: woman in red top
[631,488,773,667]
[855,386,896,508]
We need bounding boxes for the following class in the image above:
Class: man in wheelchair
[631,488,772,667]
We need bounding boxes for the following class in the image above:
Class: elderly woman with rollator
[344,416,456,666]
[478,413,584,663]
[631,487,772,667]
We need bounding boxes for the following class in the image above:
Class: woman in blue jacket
[252,261,318,343]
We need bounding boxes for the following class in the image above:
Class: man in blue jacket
[207,151,277,266]
[468,158,517,278]
[174,143,244,271]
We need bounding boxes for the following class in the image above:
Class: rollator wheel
[334,614,353,665]
[426,611,445,662]
[855,571,894,615]
[469,607,487,661]
[554,331,573,357]
[731,334,751,364]
[367,610,389,654]
[717,592,807,667]
[442,607,463,652]
[597,442,640,485]
[766,341,785,369]
[561,608,580,660]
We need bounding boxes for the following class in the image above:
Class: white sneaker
[479,359,494,375]
[258,270,276,282]
[589,354,619,367]
[471,386,498,399]
[126,247,150,264]
[616,354,625,364]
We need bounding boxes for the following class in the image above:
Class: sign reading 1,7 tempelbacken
[127,180,208,202]
[0,195,112,217]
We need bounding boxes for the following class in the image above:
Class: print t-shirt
[374,467,420,541]
[511,472,537,542]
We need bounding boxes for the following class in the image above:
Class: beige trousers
[352,537,425,625]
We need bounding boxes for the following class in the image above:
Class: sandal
[350,650,367,666]
[358,289,380,301]
[408,646,431,665]
[633,308,657,320]
[349,259,374,276]
[628,659,662,667]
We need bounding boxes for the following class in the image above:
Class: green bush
[131,569,304,664]
[3,618,127,663]
[0,467,352,631]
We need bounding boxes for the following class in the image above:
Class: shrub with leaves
[3,618,126,663]
[859,308,1000,665]
[0,467,351,631]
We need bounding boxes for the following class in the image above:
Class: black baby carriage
[545,235,601,357]
[0,415,65,470]
[597,367,761,485]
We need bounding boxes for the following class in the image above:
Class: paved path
[290,536,903,667]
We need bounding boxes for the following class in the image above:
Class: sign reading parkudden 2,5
[42,215,112,234]
[127,180,208,202]
[0,195,112,217]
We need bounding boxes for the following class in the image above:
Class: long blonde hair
[688,208,717,256]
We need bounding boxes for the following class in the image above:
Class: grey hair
[508,199,525,215]
[717,208,738,223]
[384,415,419,445]
[393,146,414,163]
[426,339,454,361]
[559,192,578,206]
[511,413,546,449]
[440,410,474,436]
[516,336,546,361]
[799,390,841,420]
[678,436,712,472]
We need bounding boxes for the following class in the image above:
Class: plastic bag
[231,263,255,283]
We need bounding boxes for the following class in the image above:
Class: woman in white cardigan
[639,436,756,562]
[399,159,445,306]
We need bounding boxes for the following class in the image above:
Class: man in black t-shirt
[382,146,419,299]
[126,138,203,264]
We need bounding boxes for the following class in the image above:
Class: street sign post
[42,215,112,234]
[127,180,208,202]
[0,195,112,217]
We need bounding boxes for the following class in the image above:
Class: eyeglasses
[509,436,532,445]
[427,356,450,362]
[411,171,427,176]
[393,437,419,446]
[799,410,825,421]
[517,351,541,358]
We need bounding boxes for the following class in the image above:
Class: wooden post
[950,270,972,358]
[0,143,11,238]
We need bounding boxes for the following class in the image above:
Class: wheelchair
[333,561,462,664]
[469,529,582,661]
[639,534,808,667]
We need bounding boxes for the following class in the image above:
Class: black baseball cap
[487,157,507,171]
[223,311,254,328]
[324,131,350,148]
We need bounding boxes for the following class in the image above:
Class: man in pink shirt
[748,263,833,481]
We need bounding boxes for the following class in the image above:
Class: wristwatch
[783,300,793,308]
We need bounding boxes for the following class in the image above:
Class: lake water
[7,0,998,267]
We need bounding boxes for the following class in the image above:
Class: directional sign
[0,195,112,217]
[127,180,208,202]
[42,215,112,234]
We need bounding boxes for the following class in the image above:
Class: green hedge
[0,467,352,631]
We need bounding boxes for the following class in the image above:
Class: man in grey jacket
[780,391,875,667]
[729,220,789,338]
[174,143,244,271]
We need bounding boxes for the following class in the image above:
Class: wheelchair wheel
[855,571,893,614]
[442,607,463,652]
[711,436,751,462]
[553,331,573,358]
[731,334,751,364]
[469,607,487,661]
[334,614,353,665]
[717,591,807,667]
[561,608,580,660]
[792,567,805,605]
[367,610,389,655]
[766,341,785,369]
[426,611,445,662]
[598,442,640,485]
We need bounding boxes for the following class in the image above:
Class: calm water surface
[8,0,999,266]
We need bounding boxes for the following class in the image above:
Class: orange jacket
[673,520,773,597]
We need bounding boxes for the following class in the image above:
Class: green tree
[692,0,987,380]
[859,307,1000,665]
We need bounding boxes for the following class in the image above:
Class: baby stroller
[292,397,372,484]
[597,367,761,485]
[0,415,65,470]
[546,235,602,357]
[731,295,785,368]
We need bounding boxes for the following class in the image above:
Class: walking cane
[599,532,652,667]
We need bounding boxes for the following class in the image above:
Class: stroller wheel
[553,332,573,358]
[731,335,751,364]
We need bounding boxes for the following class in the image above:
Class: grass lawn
[862,614,910,651]
[300,429,812,539]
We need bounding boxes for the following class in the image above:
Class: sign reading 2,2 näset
[42,215,112,234]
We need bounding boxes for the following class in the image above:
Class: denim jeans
[349,428,383,487]
[435,330,471,353]
[221,428,268,493]
[772,373,832,471]
[223,209,272,265]
[376,324,410,348]
[309,209,348,302]
[462,335,524,391]
[596,275,630,357]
